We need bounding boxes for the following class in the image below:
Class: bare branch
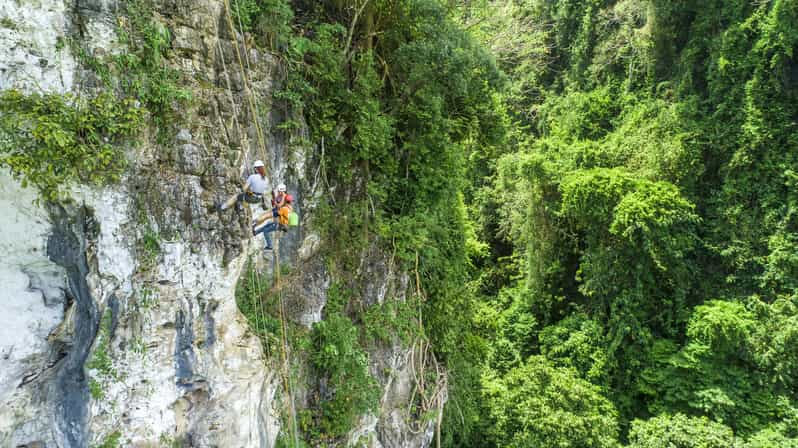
[344,0,370,57]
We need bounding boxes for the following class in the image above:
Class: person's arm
[242,176,252,193]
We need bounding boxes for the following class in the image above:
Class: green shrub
[0,90,142,200]
[310,313,379,439]
[362,298,419,345]
[628,414,734,448]
[88,378,104,400]
[138,227,161,269]
[482,356,620,448]
[94,431,122,448]
[86,307,117,379]
[235,261,282,354]
[745,425,798,448]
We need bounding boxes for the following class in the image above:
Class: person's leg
[252,212,271,231]
[258,222,277,249]
[219,192,244,211]
[253,219,273,236]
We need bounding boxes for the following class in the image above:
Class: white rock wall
[0,0,75,92]
[0,171,66,442]
[0,3,74,442]
[64,185,280,446]
[0,1,282,446]
[0,0,74,416]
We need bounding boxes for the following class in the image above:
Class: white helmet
[253,160,265,168]
[277,183,287,192]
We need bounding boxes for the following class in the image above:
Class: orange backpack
[278,205,292,226]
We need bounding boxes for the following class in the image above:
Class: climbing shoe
[264,245,273,251]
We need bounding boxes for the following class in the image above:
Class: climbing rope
[219,2,300,444]
[221,0,270,174]
[216,38,250,173]
[272,232,301,447]
[217,35,277,365]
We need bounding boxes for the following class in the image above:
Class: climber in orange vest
[252,183,293,251]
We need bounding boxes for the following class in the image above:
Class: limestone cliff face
[0,1,440,447]
[1,0,285,445]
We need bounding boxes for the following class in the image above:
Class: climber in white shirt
[216,160,268,211]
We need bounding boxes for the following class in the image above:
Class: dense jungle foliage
[450,0,798,447]
[232,0,798,446]
[253,0,797,446]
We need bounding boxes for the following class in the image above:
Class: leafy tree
[628,413,735,448]
[540,313,609,385]
[639,299,797,434]
[745,423,798,448]
[482,356,620,448]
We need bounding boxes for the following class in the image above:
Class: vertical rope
[216,38,250,172]
[220,2,299,443]
[274,233,301,447]
[221,0,270,175]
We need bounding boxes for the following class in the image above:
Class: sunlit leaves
[628,413,734,448]
[639,297,797,434]
[483,356,620,448]
[540,313,609,384]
